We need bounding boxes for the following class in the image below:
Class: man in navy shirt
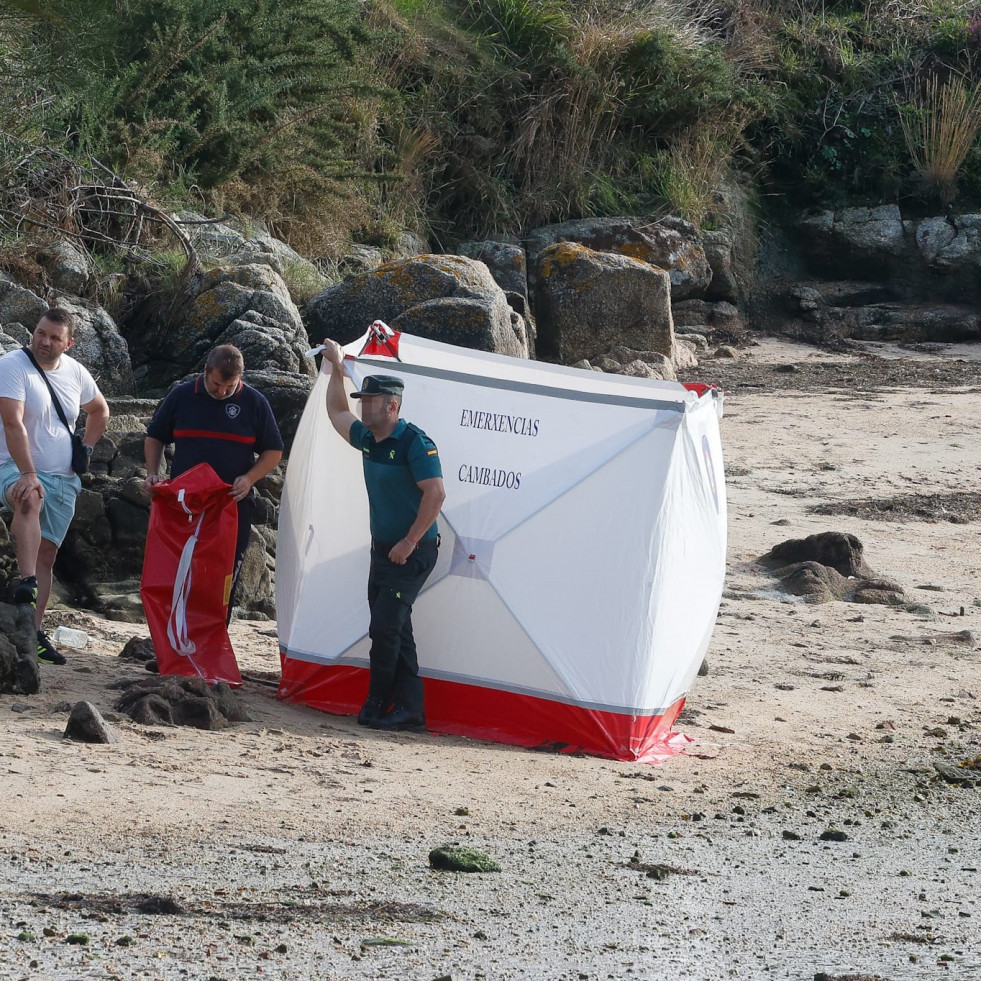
[321,337,445,732]
[144,345,284,621]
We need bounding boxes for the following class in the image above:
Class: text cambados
[457,407,540,491]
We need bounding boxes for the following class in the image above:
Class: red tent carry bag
[140,462,242,686]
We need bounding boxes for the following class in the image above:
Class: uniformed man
[321,338,445,731]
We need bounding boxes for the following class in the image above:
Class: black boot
[357,696,385,727]
[372,705,426,732]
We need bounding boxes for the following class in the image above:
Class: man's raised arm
[321,338,358,441]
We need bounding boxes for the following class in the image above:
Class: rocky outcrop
[0,603,40,695]
[0,216,723,625]
[49,296,135,396]
[526,216,712,302]
[37,241,91,294]
[0,283,134,395]
[0,272,46,326]
[791,206,981,299]
[702,228,740,303]
[777,281,981,346]
[533,242,674,363]
[338,244,383,277]
[306,254,529,357]
[124,262,313,389]
[457,241,528,297]
[175,212,327,290]
[763,207,981,343]
[795,206,908,275]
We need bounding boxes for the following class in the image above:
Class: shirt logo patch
[427,449,438,456]
[389,450,395,460]
[225,404,241,419]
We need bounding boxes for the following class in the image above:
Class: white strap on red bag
[165,489,205,674]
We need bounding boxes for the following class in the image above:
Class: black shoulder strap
[21,346,73,435]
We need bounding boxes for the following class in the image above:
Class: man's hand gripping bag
[140,463,242,686]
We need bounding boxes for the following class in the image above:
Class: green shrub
[1,0,380,254]
[758,0,981,208]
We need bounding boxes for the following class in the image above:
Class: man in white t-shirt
[0,308,110,665]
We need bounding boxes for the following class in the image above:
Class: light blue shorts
[0,460,82,547]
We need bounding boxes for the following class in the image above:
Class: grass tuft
[899,73,981,204]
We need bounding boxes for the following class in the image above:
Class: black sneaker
[36,630,67,666]
[13,575,38,608]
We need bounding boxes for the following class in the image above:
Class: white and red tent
[276,330,726,762]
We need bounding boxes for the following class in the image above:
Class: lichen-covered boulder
[394,230,431,258]
[534,243,674,363]
[307,254,528,357]
[221,236,330,303]
[175,213,326,285]
[526,216,711,301]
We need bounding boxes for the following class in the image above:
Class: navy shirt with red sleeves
[146,375,284,489]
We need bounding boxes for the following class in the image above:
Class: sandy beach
[1,336,980,981]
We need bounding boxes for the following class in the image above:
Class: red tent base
[277,657,687,763]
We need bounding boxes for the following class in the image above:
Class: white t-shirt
[0,349,100,476]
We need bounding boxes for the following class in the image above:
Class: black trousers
[226,497,254,625]
[366,539,438,712]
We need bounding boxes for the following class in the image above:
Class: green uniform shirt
[349,418,442,543]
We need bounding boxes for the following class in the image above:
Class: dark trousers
[226,497,254,625]
[366,539,438,712]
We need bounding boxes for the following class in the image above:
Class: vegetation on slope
[1,0,980,261]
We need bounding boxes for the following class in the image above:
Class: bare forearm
[81,403,109,447]
[245,449,283,485]
[2,424,36,474]
[406,482,446,544]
